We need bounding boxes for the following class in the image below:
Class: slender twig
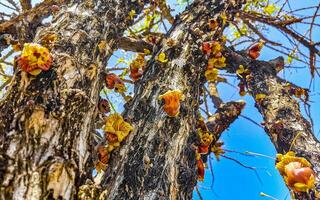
[195,186,204,200]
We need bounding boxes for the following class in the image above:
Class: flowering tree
[0,0,319,199]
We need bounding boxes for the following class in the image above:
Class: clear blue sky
[1,1,319,200]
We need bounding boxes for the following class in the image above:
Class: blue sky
[1,1,319,200]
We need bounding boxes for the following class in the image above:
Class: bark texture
[207,101,246,141]
[0,1,145,199]
[225,49,320,199]
[94,1,245,200]
[0,0,69,44]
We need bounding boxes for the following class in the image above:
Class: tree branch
[116,36,153,53]
[19,0,32,11]
[224,47,320,199]
[0,0,67,36]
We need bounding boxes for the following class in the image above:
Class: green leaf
[264,4,276,15]
[116,57,125,64]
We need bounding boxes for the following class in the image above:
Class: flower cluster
[16,43,53,76]
[95,113,133,172]
[195,117,215,181]
[105,73,126,93]
[276,151,315,192]
[201,41,226,82]
[159,90,185,117]
[104,113,133,152]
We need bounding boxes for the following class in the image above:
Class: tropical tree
[0,0,319,199]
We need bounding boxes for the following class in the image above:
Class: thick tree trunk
[93,1,245,200]
[0,1,145,199]
[225,49,320,199]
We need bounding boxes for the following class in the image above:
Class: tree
[0,0,319,199]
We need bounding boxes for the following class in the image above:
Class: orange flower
[199,129,213,147]
[104,113,133,151]
[129,53,146,81]
[276,151,315,192]
[201,41,222,56]
[95,145,109,172]
[202,42,212,54]
[248,42,263,59]
[105,73,127,93]
[16,43,53,75]
[97,145,109,164]
[198,145,209,154]
[159,90,185,117]
[105,73,119,89]
[197,159,205,181]
[130,54,146,70]
[129,68,143,81]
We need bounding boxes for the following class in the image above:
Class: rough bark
[225,49,320,199]
[0,0,69,44]
[94,1,245,200]
[196,101,245,163]
[0,1,145,199]
[207,101,246,141]
[116,36,153,54]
